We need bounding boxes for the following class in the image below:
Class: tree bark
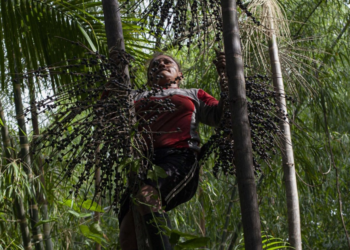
[0,99,12,162]
[13,76,43,250]
[14,198,33,250]
[101,1,150,249]
[102,0,126,51]
[28,79,53,250]
[220,0,263,249]
[267,7,302,250]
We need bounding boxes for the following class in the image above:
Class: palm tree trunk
[13,75,43,250]
[220,0,263,249]
[224,175,264,249]
[101,1,149,249]
[28,79,53,250]
[267,7,302,250]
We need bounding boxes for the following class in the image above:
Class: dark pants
[119,148,199,225]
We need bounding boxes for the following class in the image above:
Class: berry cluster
[200,74,293,177]
[236,0,261,26]
[24,48,178,214]
[122,0,262,49]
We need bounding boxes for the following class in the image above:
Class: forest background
[0,0,350,249]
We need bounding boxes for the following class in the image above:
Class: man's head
[147,54,183,88]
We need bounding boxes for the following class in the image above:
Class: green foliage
[235,233,293,250]
[79,223,107,246]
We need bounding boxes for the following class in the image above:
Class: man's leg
[137,185,172,250]
[137,185,162,215]
[119,209,137,250]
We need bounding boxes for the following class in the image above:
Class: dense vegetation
[1,0,350,249]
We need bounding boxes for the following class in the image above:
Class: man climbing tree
[114,53,227,250]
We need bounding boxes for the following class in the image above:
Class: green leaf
[154,165,168,178]
[265,247,293,250]
[177,237,210,248]
[89,222,103,236]
[79,225,107,245]
[59,199,81,212]
[147,165,168,180]
[68,210,91,218]
[79,225,90,236]
[0,212,7,221]
[81,200,104,212]
[34,218,57,228]
[168,229,198,240]
[77,21,97,52]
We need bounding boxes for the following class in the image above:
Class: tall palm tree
[28,78,53,250]
[12,59,44,250]
[220,0,263,249]
[266,3,301,249]
[101,0,150,248]
[247,1,302,248]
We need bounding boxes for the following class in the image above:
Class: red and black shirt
[134,88,223,152]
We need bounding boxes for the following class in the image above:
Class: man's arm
[198,50,227,126]
[197,89,224,126]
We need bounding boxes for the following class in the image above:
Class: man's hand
[213,49,228,92]
[213,49,226,75]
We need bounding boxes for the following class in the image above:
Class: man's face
[148,55,182,87]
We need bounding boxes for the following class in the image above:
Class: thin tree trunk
[101,1,150,249]
[0,99,12,162]
[94,146,101,250]
[220,1,263,249]
[228,222,241,250]
[28,79,53,250]
[41,204,52,250]
[317,16,350,75]
[94,167,101,250]
[14,198,33,250]
[13,75,43,250]
[198,168,205,237]
[224,175,264,250]
[219,181,237,250]
[267,8,302,250]
[293,0,323,38]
